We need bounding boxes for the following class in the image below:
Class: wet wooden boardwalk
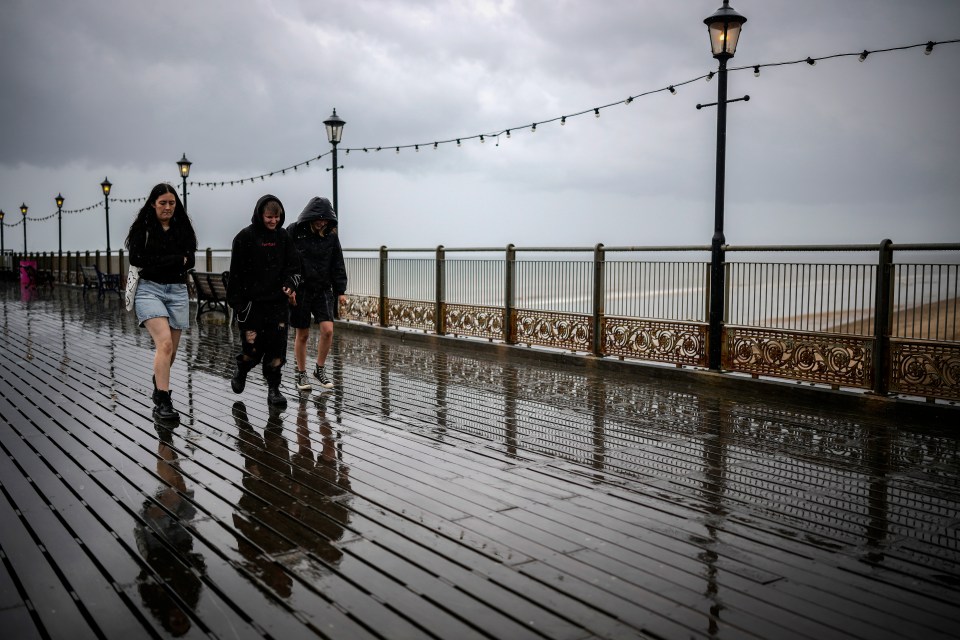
[1,283,958,639]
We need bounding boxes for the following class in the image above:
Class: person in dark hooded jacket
[227,194,301,407]
[287,196,348,392]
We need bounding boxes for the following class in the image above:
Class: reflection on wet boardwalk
[1,283,958,639]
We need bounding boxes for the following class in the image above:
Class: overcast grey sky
[1,0,959,253]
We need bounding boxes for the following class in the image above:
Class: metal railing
[8,242,959,402]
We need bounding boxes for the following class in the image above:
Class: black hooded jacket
[286,196,348,295]
[227,194,301,312]
[127,218,196,284]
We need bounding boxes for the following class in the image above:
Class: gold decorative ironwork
[514,309,592,352]
[602,317,707,366]
[724,327,873,388]
[340,295,379,324]
[890,339,960,401]
[387,297,435,331]
[445,303,504,340]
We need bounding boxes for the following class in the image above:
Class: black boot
[264,364,287,407]
[232,355,254,394]
[152,389,180,422]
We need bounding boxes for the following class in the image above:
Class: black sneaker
[313,364,334,389]
[294,370,312,392]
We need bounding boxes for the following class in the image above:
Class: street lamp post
[101,177,112,274]
[0,210,5,257]
[177,153,192,211]
[20,203,28,257]
[703,0,747,371]
[56,193,65,281]
[323,109,346,216]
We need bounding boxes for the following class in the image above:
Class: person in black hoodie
[125,183,198,422]
[227,194,301,407]
[287,196,348,392]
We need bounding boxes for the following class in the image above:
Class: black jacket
[127,220,196,284]
[227,194,301,311]
[286,197,347,295]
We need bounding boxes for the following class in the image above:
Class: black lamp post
[20,203,28,256]
[177,153,192,211]
[0,210,5,256]
[703,0,746,371]
[101,177,112,273]
[55,193,64,279]
[324,109,346,216]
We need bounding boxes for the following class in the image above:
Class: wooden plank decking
[0,283,958,639]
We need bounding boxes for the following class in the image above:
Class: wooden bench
[80,264,121,298]
[190,270,232,323]
[21,265,56,290]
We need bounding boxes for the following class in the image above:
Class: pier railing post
[435,245,445,335]
[504,244,516,345]
[592,243,605,357]
[379,246,388,328]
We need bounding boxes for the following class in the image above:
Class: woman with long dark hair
[125,183,198,421]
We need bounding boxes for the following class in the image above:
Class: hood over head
[294,196,338,229]
[251,194,285,229]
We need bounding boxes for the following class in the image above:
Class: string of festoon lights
[11,37,958,225]
[191,38,957,186]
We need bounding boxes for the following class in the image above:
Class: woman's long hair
[124,183,198,251]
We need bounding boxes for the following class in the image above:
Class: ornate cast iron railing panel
[889,339,960,401]
[602,317,708,367]
[514,309,592,352]
[387,297,435,331]
[724,326,873,389]
[444,303,504,340]
[341,294,380,325]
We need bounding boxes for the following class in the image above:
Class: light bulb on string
[753,65,760,77]
[859,50,869,62]
[594,108,600,118]
[925,41,935,55]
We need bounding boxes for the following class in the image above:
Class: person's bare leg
[316,320,334,368]
[294,327,310,371]
[144,317,174,391]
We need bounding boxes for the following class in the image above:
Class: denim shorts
[135,280,190,330]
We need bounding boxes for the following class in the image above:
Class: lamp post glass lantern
[704,0,746,371]
[323,108,346,217]
[101,177,112,273]
[177,153,192,211]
